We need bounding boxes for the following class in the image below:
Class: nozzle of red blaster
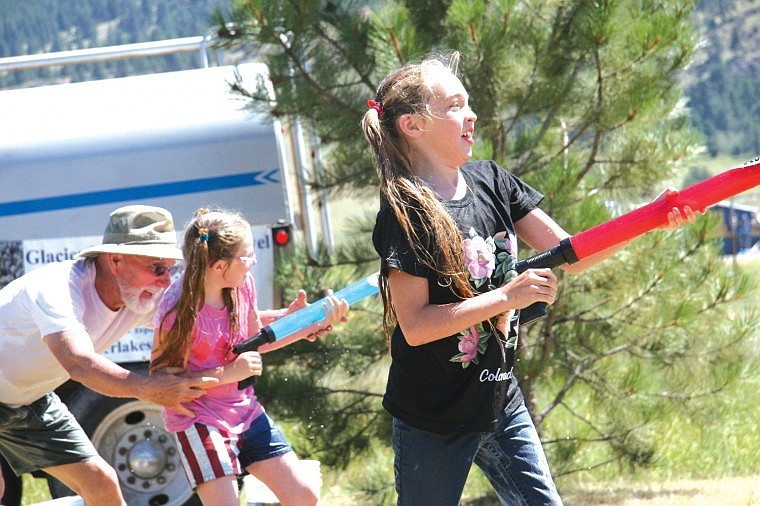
[517,157,760,326]
[569,157,760,260]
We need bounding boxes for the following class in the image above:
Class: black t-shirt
[372,160,543,433]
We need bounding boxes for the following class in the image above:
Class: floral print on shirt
[450,227,519,368]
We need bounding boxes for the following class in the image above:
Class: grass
[19,474,51,505]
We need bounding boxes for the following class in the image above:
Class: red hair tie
[368,99,383,117]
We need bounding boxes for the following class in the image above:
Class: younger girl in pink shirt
[152,209,348,506]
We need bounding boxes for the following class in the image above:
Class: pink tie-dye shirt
[154,272,265,433]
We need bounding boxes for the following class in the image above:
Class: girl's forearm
[182,363,246,384]
[257,321,324,353]
[259,308,287,327]
[398,289,510,346]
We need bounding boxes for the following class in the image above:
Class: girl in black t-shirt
[362,52,694,506]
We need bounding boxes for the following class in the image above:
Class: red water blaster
[518,156,760,324]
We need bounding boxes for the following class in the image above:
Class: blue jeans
[392,402,562,505]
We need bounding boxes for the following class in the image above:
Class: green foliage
[527,217,758,477]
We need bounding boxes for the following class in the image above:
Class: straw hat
[78,205,183,260]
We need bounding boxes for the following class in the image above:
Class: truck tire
[1,455,22,506]
[50,386,200,506]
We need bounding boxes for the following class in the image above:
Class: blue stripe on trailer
[0,170,279,217]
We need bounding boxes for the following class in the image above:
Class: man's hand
[141,369,218,417]
[284,289,309,315]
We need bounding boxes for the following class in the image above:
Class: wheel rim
[91,400,193,506]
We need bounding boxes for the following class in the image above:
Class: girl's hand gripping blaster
[518,156,760,325]
[234,272,380,389]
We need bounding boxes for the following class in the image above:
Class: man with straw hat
[0,205,217,505]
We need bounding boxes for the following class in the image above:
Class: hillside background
[0,0,230,85]
[688,0,760,157]
[0,0,759,165]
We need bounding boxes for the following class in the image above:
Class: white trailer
[0,39,331,506]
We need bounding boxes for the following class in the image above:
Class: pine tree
[218,0,757,490]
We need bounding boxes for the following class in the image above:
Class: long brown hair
[151,209,250,370]
[362,53,474,341]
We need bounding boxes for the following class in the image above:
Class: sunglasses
[136,258,171,277]
[149,262,171,277]
[238,255,256,266]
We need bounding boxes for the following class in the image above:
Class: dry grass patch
[562,475,760,506]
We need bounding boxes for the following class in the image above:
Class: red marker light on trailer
[274,229,290,246]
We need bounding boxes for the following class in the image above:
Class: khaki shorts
[0,392,98,475]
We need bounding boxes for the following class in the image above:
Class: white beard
[117,282,162,315]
